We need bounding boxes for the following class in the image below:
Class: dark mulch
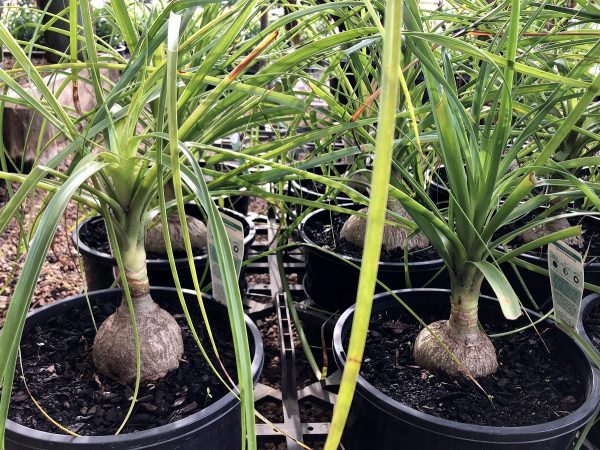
[303,211,439,263]
[357,308,586,427]
[579,216,600,257]
[299,398,333,423]
[9,295,237,435]
[78,216,205,259]
[256,399,284,424]
[583,300,600,352]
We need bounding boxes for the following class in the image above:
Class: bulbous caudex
[93,224,184,384]
[145,182,208,255]
[413,266,498,378]
[341,197,430,251]
[145,213,208,254]
[520,216,583,248]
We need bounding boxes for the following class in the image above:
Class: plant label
[208,212,245,305]
[548,240,584,330]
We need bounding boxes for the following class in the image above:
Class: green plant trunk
[121,231,151,298]
[447,265,484,336]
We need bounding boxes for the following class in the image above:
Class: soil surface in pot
[583,301,600,352]
[79,217,205,259]
[353,308,585,427]
[304,211,438,263]
[9,295,237,435]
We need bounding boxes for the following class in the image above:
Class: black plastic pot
[426,165,449,207]
[577,293,600,445]
[213,193,249,216]
[333,288,600,450]
[5,287,264,450]
[298,205,447,311]
[72,205,255,292]
[578,293,600,365]
[38,0,80,63]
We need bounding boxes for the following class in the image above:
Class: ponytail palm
[395,1,599,377]
[399,0,600,377]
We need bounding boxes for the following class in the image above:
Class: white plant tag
[548,240,584,330]
[207,211,245,305]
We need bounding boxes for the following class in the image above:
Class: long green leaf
[470,261,522,320]
[325,0,403,448]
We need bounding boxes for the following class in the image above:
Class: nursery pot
[213,190,250,216]
[5,287,264,450]
[578,293,600,366]
[425,165,449,207]
[38,0,81,63]
[298,204,447,311]
[332,288,600,450]
[72,205,255,292]
[577,293,600,446]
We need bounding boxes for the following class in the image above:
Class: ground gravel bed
[0,181,85,326]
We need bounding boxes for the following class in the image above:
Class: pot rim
[333,288,600,443]
[576,293,600,369]
[299,204,445,269]
[6,287,263,445]
[290,177,352,203]
[519,243,600,270]
[72,207,256,267]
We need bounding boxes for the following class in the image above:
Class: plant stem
[448,265,484,335]
[118,218,150,299]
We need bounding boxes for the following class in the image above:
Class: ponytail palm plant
[0,0,380,446]
[326,0,600,447]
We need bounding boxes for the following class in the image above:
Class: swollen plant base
[93,293,183,384]
[341,203,429,252]
[413,319,498,378]
[145,213,208,254]
[520,216,583,248]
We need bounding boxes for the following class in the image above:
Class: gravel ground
[0,181,86,326]
[249,196,269,215]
